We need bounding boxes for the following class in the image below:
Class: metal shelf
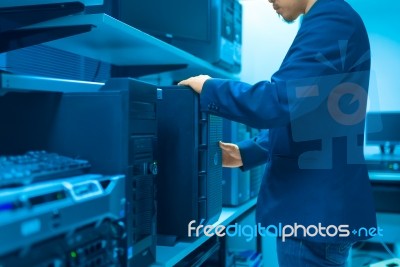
[0,2,86,32]
[21,13,238,79]
[0,73,103,95]
[153,198,257,267]
[0,2,92,53]
[0,0,103,8]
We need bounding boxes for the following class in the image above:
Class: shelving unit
[0,1,93,53]
[0,4,247,267]
[0,73,103,94]
[0,0,103,8]
[20,13,238,79]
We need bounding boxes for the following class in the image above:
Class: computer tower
[48,78,158,267]
[118,0,242,72]
[0,77,158,267]
[156,86,223,239]
[222,120,251,206]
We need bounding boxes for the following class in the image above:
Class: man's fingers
[219,141,239,153]
[219,141,243,168]
[177,79,189,86]
[177,75,211,94]
[219,141,234,152]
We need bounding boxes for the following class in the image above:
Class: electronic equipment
[118,0,242,72]
[370,181,400,213]
[157,86,223,240]
[366,156,400,214]
[49,78,158,267]
[365,112,400,213]
[366,154,400,173]
[366,112,400,154]
[367,154,400,213]
[0,76,158,267]
[222,120,251,206]
[0,174,125,266]
[367,155,400,213]
[0,150,90,188]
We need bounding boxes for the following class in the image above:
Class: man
[179,0,377,266]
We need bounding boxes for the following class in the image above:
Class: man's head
[268,0,317,23]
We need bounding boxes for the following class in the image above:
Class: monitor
[366,112,400,154]
[118,0,242,72]
[119,0,210,42]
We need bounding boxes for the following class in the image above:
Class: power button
[148,161,158,175]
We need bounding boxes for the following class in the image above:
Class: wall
[346,0,400,112]
[240,0,299,84]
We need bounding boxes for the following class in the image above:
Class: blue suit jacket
[200,0,376,242]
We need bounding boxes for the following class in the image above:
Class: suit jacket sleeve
[237,129,270,171]
[199,5,367,129]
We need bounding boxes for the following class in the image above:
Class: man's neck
[305,0,318,14]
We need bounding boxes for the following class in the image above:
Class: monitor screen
[366,112,400,145]
[119,0,211,42]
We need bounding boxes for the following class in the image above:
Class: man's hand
[219,141,243,168]
[178,75,211,94]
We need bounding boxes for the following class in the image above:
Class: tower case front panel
[157,86,223,239]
